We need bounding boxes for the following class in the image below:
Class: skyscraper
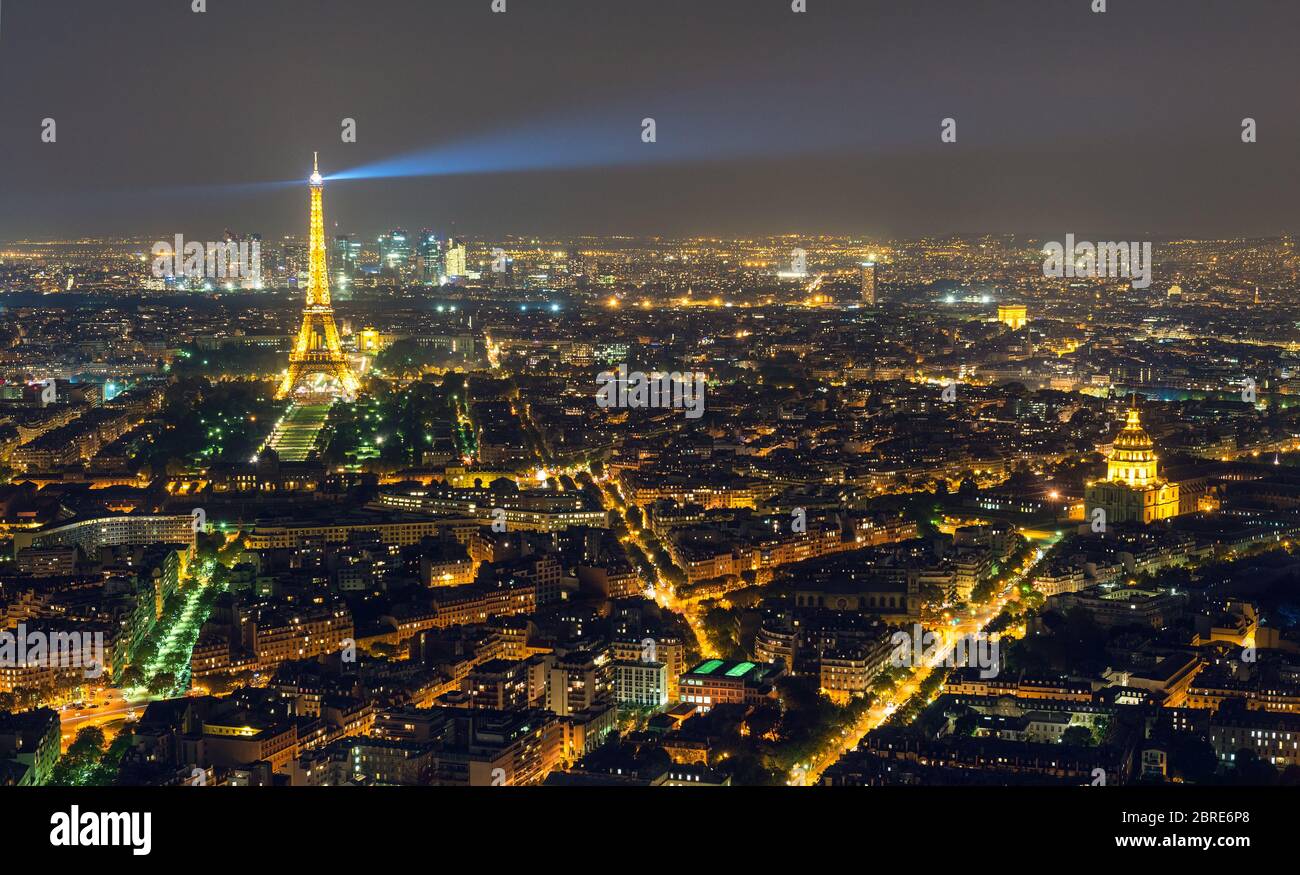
[221,231,263,290]
[379,229,411,278]
[444,239,467,278]
[566,245,585,288]
[333,234,361,278]
[332,234,361,300]
[417,231,443,284]
[860,261,877,306]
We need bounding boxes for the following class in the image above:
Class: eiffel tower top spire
[306,155,329,307]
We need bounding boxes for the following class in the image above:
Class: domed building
[1085,406,1180,525]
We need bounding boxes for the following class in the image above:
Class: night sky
[2,0,1299,240]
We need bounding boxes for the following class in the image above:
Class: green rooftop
[725,661,756,677]
[693,659,725,675]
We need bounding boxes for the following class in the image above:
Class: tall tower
[277,155,360,400]
[860,261,877,306]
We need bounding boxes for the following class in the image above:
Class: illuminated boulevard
[796,548,1044,786]
[56,558,219,753]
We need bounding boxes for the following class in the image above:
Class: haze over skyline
[3,0,1300,240]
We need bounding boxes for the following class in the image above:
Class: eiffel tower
[276,154,360,400]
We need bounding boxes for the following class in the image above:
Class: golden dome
[1113,407,1154,452]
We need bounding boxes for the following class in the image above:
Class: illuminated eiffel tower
[276,154,360,400]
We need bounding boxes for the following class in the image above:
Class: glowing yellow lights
[1108,407,1160,486]
[998,304,1028,330]
[277,157,359,399]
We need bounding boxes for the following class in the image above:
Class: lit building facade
[678,659,782,712]
[13,514,196,553]
[997,304,1027,330]
[444,240,467,278]
[417,230,442,283]
[614,660,669,710]
[860,261,877,305]
[1085,407,1180,524]
[378,229,411,275]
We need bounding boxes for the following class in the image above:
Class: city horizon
[3,0,1296,859]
